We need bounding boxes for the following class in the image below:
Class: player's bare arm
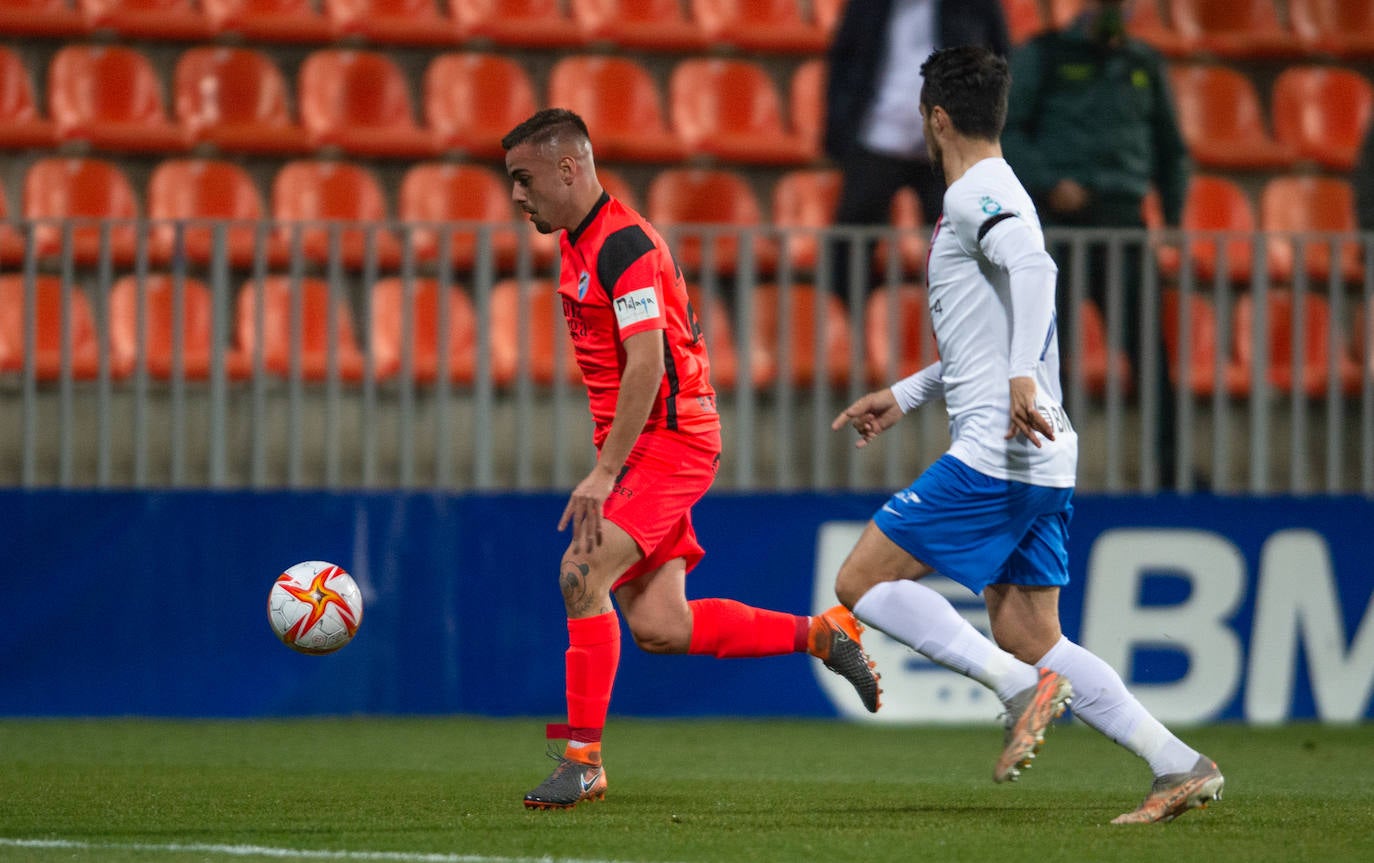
[558,328,665,553]
[1005,375,1054,448]
[832,388,905,449]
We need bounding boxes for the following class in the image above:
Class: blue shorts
[873,454,1074,595]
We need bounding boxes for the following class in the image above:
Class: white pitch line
[0,837,678,863]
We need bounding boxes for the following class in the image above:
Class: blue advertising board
[1,490,1370,724]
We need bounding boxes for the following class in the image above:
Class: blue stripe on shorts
[872,454,1074,595]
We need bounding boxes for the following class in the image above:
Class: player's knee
[558,554,612,616]
[626,618,689,654]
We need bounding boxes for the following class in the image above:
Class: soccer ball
[267,561,364,655]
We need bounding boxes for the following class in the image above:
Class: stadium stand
[546,55,687,163]
[270,160,403,268]
[48,45,189,154]
[397,162,522,270]
[450,0,585,48]
[770,169,925,278]
[1127,0,1190,56]
[298,49,437,158]
[749,282,851,388]
[647,167,777,278]
[1168,63,1296,170]
[685,283,750,390]
[569,0,708,53]
[488,278,581,387]
[1232,289,1361,396]
[0,189,26,265]
[689,0,827,55]
[424,52,538,160]
[1002,0,1047,45]
[1166,0,1301,60]
[323,0,458,47]
[0,0,88,37]
[668,58,812,166]
[789,58,825,162]
[173,46,311,156]
[1160,289,1247,397]
[1153,175,1257,285]
[201,0,334,43]
[108,274,253,380]
[368,277,478,383]
[864,285,940,384]
[147,158,288,268]
[1271,65,1374,171]
[0,275,101,380]
[23,157,140,265]
[77,0,212,41]
[234,275,367,381]
[1072,298,1134,397]
[1290,0,1374,60]
[1259,175,1364,286]
[0,48,57,150]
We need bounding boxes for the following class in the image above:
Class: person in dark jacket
[1002,0,1194,490]
[824,0,1009,298]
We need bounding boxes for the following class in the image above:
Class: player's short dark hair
[919,46,1010,141]
[501,108,591,152]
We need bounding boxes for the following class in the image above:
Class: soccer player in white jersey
[829,45,1224,824]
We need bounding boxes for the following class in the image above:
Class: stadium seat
[48,45,190,154]
[1002,0,1047,44]
[0,275,101,379]
[690,0,827,54]
[23,157,140,265]
[1259,175,1363,286]
[424,53,538,160]
[598,168,638,211]
[864,285,940,384]
[271,161,403,269]
[1168,64,1295,170]
[1166,0,1300,59]
[1127,0,1190,56]
[397,162,521,270]
[323,0,458,46]
[108,274,251,380]
[77,0,212,40]
[298,50,437,159]
[488,278,581,387]
[450,0,585,48]
[0,187,26,265]
[669,58,813,166]
[1290,0,1374,59]
[0,0,88,37]
[1069,299,1133,397]
[813,0,844,34]
[647,168,778,278]
[202,0,334,43]
[750,282,852,388]
[1232,290,1360,396]
[546,56,685,163]
[174,47,310,156]
[790,59,825,162]
[772,169,841,274]
[569,0,707,52]
[147,159,288,269]
[1271,66,1374,171]
[1155,175,1256,285]
[1160,289,1247,397]
[369,278,477,383]
[0,48,57,149]
[685,284,755,390]
[1351,300,1374,391]
[235,276,366,381]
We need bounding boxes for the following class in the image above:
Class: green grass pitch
[2,717,1372,863]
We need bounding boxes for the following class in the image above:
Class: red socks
[563,611,621,745]
[687,598,810,658]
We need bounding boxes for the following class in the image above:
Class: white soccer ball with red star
[267,561,364,655]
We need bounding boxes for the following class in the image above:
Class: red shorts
[605,427,721,591]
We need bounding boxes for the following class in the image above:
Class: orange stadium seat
[398,162,521,270]
[1127,0,1190,56]
[790,59,825,162]
[685,284,755,390]
[864,285,940,384]
[1044,0,1084,28]
[272,161,403,269]
[547,56,685,163]
[597,168,638,211]
[77,0,212,40]
[108,274,251,380]
[174,47,310,156]
[1069,298,1133,397]
[1160,289,1247,397]
[298,50,437,159]
[0,188,26,265]
[1271,66,1374,172]
[23,157,140,265]
[0,48,57,149]
[235,276,366,381]
[1155,175,1256,284]
[1232,290,1360,396]
[813,0,844,35]
[750,282,852,389]
[202,0,334,43]
[1260,175,1364,287]
[147,159,288,269]
[669,58,813,166]
[0,0,88,37]
[323,0,458,46]
[1291,0,1374,59]
[1166,0,1300,59]
[48,45,189,154]
[488,278,581,387]
[1002,0,1047,45]
[569,0,707,52]
[450,0,584,48]
[690,0,827,54]
[369,278,477,383]
[1168,64,1295,170]
[772,168,842,274]
[647,168,778,278]
[0,276,100,379]
[425,53,538,160]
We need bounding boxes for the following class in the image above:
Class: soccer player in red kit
[503,109,882,810]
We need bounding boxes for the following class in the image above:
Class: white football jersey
[926,157,1078,487]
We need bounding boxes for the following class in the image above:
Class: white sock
[1037,636,1201,777]
[853,580,1038,703]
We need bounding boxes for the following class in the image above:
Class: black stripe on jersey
[597,225,656,303]
[662,334,679,430]
[566,192,610,247]
[977,211,1017,243]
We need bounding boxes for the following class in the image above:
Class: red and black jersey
[558,192,719,449]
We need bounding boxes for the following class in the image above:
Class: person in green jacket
[1002,0,1195,490]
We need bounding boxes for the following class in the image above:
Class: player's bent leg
[614,559,694,654]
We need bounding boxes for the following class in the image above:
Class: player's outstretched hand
[1005,375,1054,448]
[558,464,616,553]
[832,388,904,449]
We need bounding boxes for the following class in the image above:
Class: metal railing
[1,218,1371,494]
